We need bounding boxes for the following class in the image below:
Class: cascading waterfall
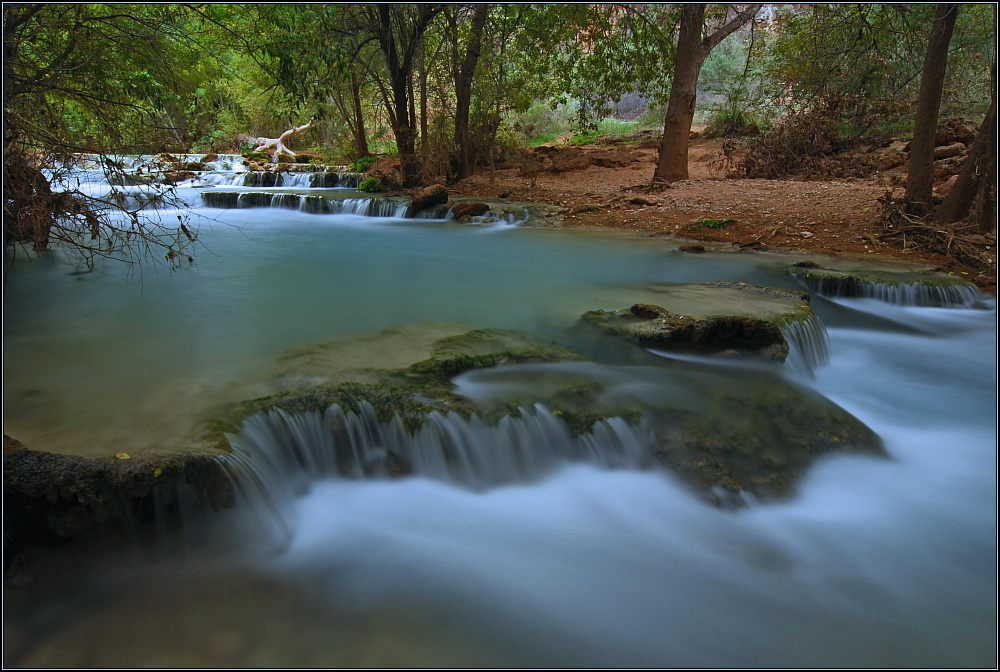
[792,273,983,307]
[780,312,831,376]
[221,402,655,542]
[200,192,410,218]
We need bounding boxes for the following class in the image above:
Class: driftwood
[254,121,312,157]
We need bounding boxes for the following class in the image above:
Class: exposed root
[878,190,996,275]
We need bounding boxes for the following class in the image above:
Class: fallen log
[253,121,312,157]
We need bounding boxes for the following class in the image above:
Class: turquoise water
[3,194,996,667]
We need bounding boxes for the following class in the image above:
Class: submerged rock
[649,375,884,506]
[582,282,817,362]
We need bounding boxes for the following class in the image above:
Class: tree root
[878,190,996,273]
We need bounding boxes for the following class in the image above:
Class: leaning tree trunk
[653,4,759,184]
[936,94,996,232]
[905,4,960,215]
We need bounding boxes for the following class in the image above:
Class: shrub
[358,176,383,192]
[350,155,377,173]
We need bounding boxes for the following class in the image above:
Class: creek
[2,158,996,667]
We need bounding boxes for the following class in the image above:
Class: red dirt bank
[450,136,996,294]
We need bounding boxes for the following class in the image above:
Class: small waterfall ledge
[790,264,983,307]
[221,402,655,537]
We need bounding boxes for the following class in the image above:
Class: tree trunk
[419,37,428,160]
[454,4,491,180]
[654,6,708,183]
[905,4,960,215]
[350,69,369,158]
[653,4,759,184]
[372,4,440,187]
[936,94,996,232]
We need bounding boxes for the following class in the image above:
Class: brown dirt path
[451,136,996,293]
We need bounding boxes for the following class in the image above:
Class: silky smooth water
[2,188,996,667]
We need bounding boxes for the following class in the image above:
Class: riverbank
[449,135,996,294]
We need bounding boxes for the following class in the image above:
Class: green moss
[652,379,883,502]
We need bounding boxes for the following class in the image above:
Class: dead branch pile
[877,190,996,273]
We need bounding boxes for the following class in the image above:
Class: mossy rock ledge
[3,435,231,567]
[788,261,982,306]
[581,281,817,362]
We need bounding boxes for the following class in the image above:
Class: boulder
[933,142,966,160]
[451,201,490,220]
[410,184,448,212]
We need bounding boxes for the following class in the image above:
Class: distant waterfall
[200,192,411,218]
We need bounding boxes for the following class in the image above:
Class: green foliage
[358,176,384,192]
[698,219,737,230]
[703,107,762,138]
[350,156,377,173]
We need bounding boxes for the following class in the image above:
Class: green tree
[3,3,202,275]
[653,4,761,183]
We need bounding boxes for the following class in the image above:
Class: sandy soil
[451,135,996,293]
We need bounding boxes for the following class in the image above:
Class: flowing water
[2,160,997,667]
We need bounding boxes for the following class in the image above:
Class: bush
[350,155,377,173]
[703,107,761,138]
[357,176,383,192]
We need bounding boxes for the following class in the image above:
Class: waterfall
[221,402,655,540]
[792,273,983,307]
[200,192,411,218]
[781,312,831,377]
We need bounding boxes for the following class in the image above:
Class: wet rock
[161,170,196,185]
[450,201,490,220]
[678,244,706,253]
[652,377,884,505]
[3,436,231,563]
[581,282,818,362]
[410,184,449,212]
[788,263,982,306]
[202,152,219,163]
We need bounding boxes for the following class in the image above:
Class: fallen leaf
[115,452,131,460]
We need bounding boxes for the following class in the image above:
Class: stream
[2,159,996,667]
